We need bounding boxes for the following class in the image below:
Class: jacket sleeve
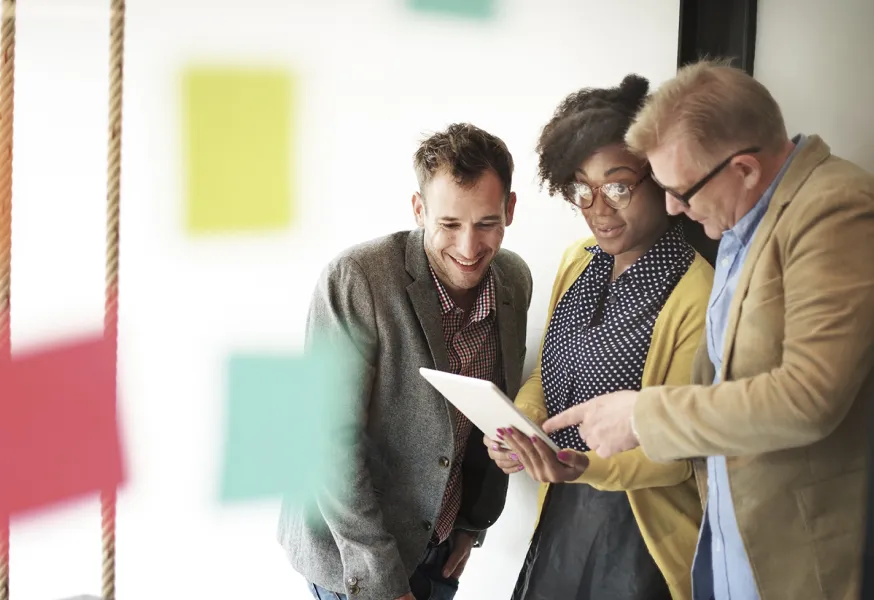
[572,280,707,490]
[514,254,566,426]
[307,256,410,600]
[634,185,874,460]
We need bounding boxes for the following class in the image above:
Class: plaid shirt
[429,265,501,544]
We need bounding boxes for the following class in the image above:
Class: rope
[0,2,124,597]
[102,0,124,598]
[0,1,15,598]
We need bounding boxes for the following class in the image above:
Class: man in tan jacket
[543,60,874,600]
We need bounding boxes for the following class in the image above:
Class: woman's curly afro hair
[536,74,650,203]
[535,74,720,265]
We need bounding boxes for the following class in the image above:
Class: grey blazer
[278,229,532,600]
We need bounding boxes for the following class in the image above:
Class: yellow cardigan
[515,236,714,600]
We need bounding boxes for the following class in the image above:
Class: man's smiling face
[412,168,515,306]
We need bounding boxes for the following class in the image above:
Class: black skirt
[511,482,671,600]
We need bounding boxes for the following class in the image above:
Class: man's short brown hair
[413,123,514,200]
[625,59,789,166]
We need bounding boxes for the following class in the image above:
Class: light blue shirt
[692,135,807,600]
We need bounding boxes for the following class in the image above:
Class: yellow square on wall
[182,66,294,233]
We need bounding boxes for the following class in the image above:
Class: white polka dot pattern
[541,224,695,451]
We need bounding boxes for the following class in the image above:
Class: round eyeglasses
[568,168,652,210]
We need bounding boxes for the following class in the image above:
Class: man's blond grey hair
[625,59,788,167]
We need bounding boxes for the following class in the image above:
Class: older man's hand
[542,390,641,458]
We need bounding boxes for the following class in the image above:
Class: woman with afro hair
[486,75,716,599]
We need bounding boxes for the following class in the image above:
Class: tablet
[419,367,561,454]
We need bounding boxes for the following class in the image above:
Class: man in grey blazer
[278,123,533,600]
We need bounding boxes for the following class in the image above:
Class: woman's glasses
[569,168,652,211]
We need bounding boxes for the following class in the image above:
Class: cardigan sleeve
[515,240,595,425]
[514,353,549,425]
[569,256,713,491]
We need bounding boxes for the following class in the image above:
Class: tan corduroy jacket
[635,136,874,600]
[516,237,714,600]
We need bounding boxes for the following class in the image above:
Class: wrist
[630,409,640,443]
[453,528,482,548]
[453,529,476,541]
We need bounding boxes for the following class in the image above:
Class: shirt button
[607,295,618,305]
[422,520,432,531]
[721,258,730,267]
[439,456,450,468]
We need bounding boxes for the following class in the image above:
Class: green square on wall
[407,0,495,20]
[182,66,294,233]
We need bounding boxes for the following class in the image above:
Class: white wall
[755,0,874,172]
[7,1,679,598]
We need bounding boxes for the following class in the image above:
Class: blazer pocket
[795,470,866,598]
[795,469,865,539]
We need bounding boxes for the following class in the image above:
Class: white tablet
[419,367,561,454]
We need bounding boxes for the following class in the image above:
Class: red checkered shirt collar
[428,265,496,322]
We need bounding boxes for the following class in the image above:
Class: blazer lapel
[491,261,521,397]
[720,136,832,374]
[405,229,450,373]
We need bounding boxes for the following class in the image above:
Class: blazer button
[347,576,358,586]
[348,584,360,595]
[439,456,450,468]
[422,520,432,531]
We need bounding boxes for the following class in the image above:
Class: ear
[504,191,517,227]
[733,155,762,190]
[412,192,426,228]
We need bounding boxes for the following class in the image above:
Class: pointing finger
[542,403,589,434]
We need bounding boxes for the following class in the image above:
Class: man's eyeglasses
[568,168,652,211]
[652,147,761,206]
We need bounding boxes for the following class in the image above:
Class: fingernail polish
[530,436,538,444]
[518,464,525,471]
[497,428,505,435]
[557,451,570,462]
[510,453,518,461]
[492,444,499,451]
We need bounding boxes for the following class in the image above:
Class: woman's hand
[500,427,590,483]
[483,434,523,474]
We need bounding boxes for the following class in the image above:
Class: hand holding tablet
[418,367,560,452]
[494,426,590,483]
[419,367,590,483]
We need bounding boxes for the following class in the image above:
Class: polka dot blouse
[541,223,695,451]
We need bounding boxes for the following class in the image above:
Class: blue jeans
[308,538,459,600]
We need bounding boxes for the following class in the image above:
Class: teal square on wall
[407,0,495,20]
[219,340,359,506]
